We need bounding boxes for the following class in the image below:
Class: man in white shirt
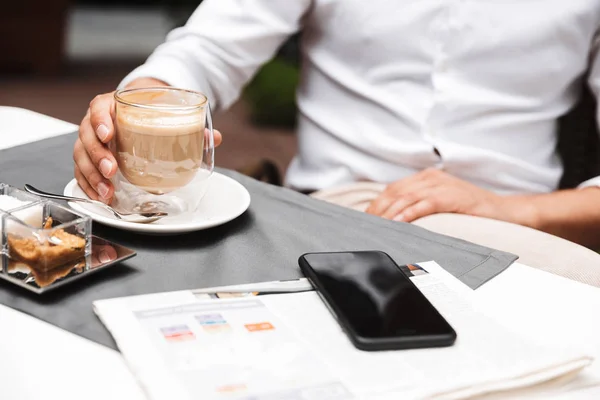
[73,0,600,247]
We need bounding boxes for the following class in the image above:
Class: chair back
[557,82,600,189]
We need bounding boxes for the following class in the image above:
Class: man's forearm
[507,187,600,248]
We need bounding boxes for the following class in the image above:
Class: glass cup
[110,87,215,217]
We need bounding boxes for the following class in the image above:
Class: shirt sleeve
[119,0,311,110]
[581,31,600,189]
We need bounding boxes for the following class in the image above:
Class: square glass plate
[0,235,136,294]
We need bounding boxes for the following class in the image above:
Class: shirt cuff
[577,176,600,189]
[118,58,216,107]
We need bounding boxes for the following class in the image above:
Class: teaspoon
[24,184,167,224]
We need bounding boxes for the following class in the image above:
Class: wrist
[498,195,542,230]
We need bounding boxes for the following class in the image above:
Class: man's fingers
[205,129,223,147]
[89,93,116,143]
[366,195,395,215]
[382,174,439,198]
[382,171,430,195]
[396,199,438,222]
[74,166,99,201]
[73,139,113,201]
[370,185,445,222]
[78,117,117,179]
[393,187,445,222]
[381,194,421,220]
[369,177,437,216]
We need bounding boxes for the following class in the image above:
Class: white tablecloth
[0,106,598,400]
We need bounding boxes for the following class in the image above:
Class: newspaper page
[93,261,592,400]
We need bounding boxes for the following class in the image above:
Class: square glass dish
[0,183,43,211]
[0,183,43,239]
[2,201,92,272]
[0,183,136,293]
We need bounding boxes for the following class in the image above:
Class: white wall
[66,7,173,61]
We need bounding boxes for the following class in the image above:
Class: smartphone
[298,251,456,351]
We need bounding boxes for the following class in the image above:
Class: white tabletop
[0,106,599,399]
[0,106,78,145]
[0,106,146,400]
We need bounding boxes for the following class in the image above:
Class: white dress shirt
[121,0,600,194]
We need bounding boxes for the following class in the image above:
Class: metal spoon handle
[24,184,91,203]
[24,184,122,219]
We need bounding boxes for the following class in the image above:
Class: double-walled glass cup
[111,87,215,217]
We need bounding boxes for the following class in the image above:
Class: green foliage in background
[243,57,300,129]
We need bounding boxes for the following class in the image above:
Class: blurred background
[0,0,298,178]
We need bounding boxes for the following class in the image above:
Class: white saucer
[63,173,251,234]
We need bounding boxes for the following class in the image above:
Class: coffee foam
[118,90,206,108]
[116,111,205,137]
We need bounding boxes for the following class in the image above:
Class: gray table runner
[0,133,517,350]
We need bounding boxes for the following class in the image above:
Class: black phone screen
[300,251,455,341]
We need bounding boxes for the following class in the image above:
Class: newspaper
[93,261,592,400]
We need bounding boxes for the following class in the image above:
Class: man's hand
[365,168,535,225]
[73,78,222,203]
